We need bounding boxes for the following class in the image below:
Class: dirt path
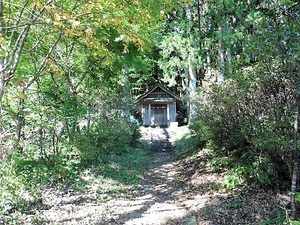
[97,127,198,225]
[102,153,191,225]
[26,127,199,225]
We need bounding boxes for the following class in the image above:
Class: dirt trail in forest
[24,127,200,225]
[118,127,197,225]
[96,127,199,225]
[23,126,284,224]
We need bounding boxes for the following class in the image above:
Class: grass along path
[20,126,287,224]
[20,146,152,224]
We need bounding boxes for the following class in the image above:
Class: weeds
[0,119,150,224]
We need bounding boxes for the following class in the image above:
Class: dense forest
[0,0,300,224]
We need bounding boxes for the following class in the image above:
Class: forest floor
[21,126,289,224]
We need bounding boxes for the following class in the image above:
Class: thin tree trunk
[188,57,197,120]
[87,103,91,134]
[0,0,4,113]
[15,99,25,151]
[123,67,131,118]
[39,126,46,157]
[205,43,212,89]
[52,129,57,155]
[218,24,225,84]
[0,0,3,31]
[185,4,197,120]
[291,77,300,219]
[226,47,232,74]
[225,22,232,75]
[184,68,190,120]
[0,79,4,113]
[65,68,78,137]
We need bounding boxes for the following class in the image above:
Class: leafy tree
[161,0,300,218]
[0,0,183,222]
[158,0,203,120]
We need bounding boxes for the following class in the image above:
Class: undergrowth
[0,123,150,224]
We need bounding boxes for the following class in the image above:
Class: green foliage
[0,120,146,223]
[295,192,300,202]
[98,147,151,186]
[222,172,243,190]
[174,132,201,158]
[14,154,83,189]
[0,152,84,221]
[0,0,299,222]
[261,212,288,225]
[73,116,138,163]
[290,221,300,225]
[189,74,295,188]
[0,161,24,222]
[189,119,214,145]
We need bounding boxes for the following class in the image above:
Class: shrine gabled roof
[135,84,181,103]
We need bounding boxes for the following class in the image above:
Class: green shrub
[0,159,27,224]
[222,172,243,190]
[189,75,294,189]
[174,133,200,157]
[73,116,138,163]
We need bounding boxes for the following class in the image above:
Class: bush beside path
[20,126,288,224]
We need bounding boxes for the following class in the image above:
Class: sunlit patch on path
[96,127,200,225]
[122,152,189,225]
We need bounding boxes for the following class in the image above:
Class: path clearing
[98,127,199,225]
[30,127,203,225]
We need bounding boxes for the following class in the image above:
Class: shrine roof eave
[135,84,181,103]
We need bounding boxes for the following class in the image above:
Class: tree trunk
[0,78,5,113]
[0,0,4,113]
[65,67,78,138]
[15,99,25,152]
[87,103,91,134]
[122,67,131,118]
[0,0,3,31]
[225,22,232,75]
[226,47,232,74]
[218,24,225,84]
[185,4,198,121]
[188,57,197,120]
[291,77,300,219]
[206,48,212,80]
[184,68,190,120]
[52,129,58,155]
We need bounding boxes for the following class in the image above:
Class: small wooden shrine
[135,84,181,127]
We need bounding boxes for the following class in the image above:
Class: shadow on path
[95,127,196,225]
